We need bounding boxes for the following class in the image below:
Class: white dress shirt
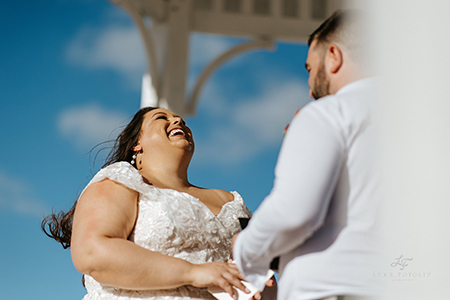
[234,79,381,300]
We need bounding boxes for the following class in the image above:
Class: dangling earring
[131,153,137,165]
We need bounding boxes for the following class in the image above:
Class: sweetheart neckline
[150,187,240,218]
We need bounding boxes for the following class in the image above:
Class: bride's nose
[171,116,182,125]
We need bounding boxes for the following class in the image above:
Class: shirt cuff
[233,231,269,291]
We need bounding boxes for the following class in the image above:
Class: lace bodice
[82,162,252,300]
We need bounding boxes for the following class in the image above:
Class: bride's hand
[187,262,250,299]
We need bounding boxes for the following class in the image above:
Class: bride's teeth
[169,129,184,137]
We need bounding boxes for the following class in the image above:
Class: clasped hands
[189,259,274,300]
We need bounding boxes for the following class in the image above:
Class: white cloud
[65,25,146,89]
[65,25,241,92]
[58,103,129,149]
[65,20,251,93]
[192,79,312,166]
[0,171,48,218]
[233,80,311,143]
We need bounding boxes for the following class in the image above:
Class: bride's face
[134,108,194,156]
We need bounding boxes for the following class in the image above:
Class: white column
[140,73,159,108]
[159,0,190,115]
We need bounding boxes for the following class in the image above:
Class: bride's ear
[133,144,142,152]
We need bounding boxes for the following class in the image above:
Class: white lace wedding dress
[81,162,252,300]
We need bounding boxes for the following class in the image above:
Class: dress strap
[83,161,152,195]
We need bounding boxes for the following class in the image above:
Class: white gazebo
[109,0,344,115]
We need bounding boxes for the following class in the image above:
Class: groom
[233,10,380,300]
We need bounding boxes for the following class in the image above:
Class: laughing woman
[42,107,253,300]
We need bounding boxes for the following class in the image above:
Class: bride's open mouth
[168,128,186,139]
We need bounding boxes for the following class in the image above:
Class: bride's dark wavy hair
[41,106,157,249]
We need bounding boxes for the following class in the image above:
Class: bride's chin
[184,142,195,153]
[171,138,194,149]
[183,142,194,152]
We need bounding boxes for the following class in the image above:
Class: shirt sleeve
[233,102,346,290]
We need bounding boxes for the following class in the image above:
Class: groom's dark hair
[308,10,367,64]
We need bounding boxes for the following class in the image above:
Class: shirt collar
[336,77,376,96]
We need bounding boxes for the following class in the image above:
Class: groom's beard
[312,61,330,100]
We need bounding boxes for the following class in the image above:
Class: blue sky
[0,1,312,299]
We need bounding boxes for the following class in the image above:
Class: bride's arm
[71,179,247,296]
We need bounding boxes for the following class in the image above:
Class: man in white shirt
[233,10,380,300]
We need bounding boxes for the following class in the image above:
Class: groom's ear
[325,43,343,74]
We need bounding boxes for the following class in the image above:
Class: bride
[42,107,255,299]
